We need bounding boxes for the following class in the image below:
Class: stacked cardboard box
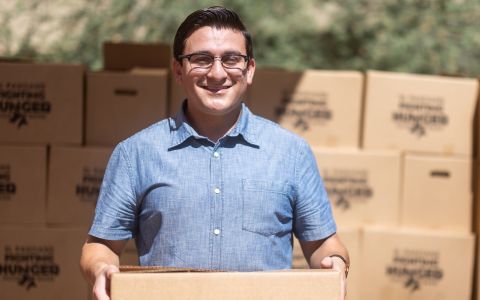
[359,70,478,300]
[247,68,364,299]
[86,42,169,146]
[247,69,363,148]
[0,62,89,299]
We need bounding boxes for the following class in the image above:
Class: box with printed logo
[47,145,113,226]
[86,69,168,146]
[0,227,88,300]
[292,227,361,300]
[313,148,401,227]
[362,70,478,155]
[0,145,46,225]
[0,62,84,145]
[111,267,340,300]
[247,68,364,148]
[360,226,474,300]
[401,154,472,233]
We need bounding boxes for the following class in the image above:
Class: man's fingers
[320,256,334,269]
[93,274,109,300]
[93,265,120,300]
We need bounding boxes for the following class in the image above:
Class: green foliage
[1,0,480,76]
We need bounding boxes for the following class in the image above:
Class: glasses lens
[189,54,213,68]
[221,55,246,69]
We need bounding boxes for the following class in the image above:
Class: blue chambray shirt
[89,102,336,271]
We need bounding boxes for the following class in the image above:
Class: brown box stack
[360,70,478,300]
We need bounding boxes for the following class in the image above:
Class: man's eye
[222,55,242,65]
[191,55,212,65]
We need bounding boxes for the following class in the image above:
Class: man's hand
[92,264,120,300]
[320,256,347,300]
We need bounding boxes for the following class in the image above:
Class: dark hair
[173,6,253,62]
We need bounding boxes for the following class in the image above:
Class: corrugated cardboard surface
[0,145,46,225]
[0,227,88,300]
[314,148,401,227]
[0,63,84,145]
[111,269,340,300]
[360,226,474,300]
[401,154,472,233]
[86,69,168,146]
[247,69,363,148]
[363,70,478,155]
[47,145,113,226]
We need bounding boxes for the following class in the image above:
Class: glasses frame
[178,53,250,72]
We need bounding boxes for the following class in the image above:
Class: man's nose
[207,58,227,79]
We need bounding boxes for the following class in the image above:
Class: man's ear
[246,58,256,85]
[172,59,183,84]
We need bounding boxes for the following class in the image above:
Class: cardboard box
[0,63,84,145]
[292,227,361,300]
[401,154,472,233]
[47,145,112,226]
[103,42,171,72]
[247,69,363,147]
[102,42,183,118]
[86,69,168,146]
[0,227,88,300]
[360,226,474,300]
[0,145,46,225]
[363,70,478,155]
[111,269,340,300]
[314,148,401,227]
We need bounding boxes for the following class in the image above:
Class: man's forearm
[308,234,349,268]
[80,238,122,285]
[299,233,349,269]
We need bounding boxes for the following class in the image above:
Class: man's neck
[185,104,242,143]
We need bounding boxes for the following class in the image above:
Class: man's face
[173,26,255,118]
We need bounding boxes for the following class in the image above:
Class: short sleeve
[293,141,337,241]
[89,143,138,240]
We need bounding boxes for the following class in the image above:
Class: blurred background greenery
[1,0,479,76]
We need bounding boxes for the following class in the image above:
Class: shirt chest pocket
[242,179,293,237]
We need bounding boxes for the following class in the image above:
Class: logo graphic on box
[385,248,443,292]
[75,167,105,204]
[0,81,51,128]
[0,245,60,290]
[276,92,332,132]
[0,165,16,200]
[323,168,373,211]
[391,93,448,137]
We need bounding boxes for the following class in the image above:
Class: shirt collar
[169,100,258,148]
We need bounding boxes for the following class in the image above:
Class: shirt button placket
[210,147,223,269]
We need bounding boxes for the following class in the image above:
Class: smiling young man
[80,6,349,300]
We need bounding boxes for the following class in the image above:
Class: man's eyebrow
[188,50,244,56]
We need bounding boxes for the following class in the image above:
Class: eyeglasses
[178,53,249,73]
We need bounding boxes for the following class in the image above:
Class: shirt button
[214,188,220,194]
[213,152,220,158]
[213,229,221,235]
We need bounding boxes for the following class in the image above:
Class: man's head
[173,6,253,63]
[173,6,256,120]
